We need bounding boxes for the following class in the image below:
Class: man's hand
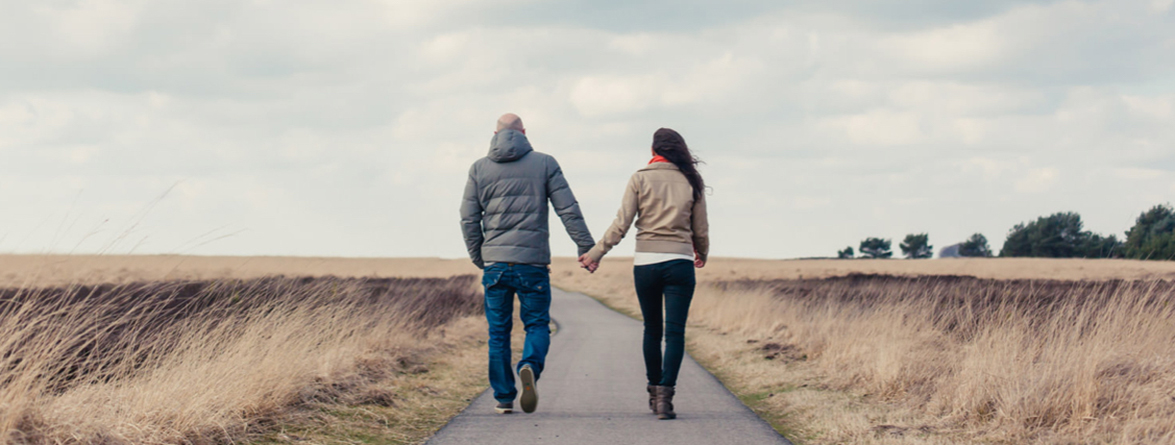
[577,254,599,273]
[694,250,706,269]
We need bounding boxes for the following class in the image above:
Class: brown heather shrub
[0,275,480,444]
[696,274,1175,443]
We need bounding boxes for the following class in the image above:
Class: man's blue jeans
[482,263,551,403]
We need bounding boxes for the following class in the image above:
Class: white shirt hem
[633,252,694,266]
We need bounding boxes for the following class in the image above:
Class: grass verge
[0,276,489,444]
[252,317,490,445]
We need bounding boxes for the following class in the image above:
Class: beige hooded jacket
[586,162,709,263]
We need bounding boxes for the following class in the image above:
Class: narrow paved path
[427,287,792,445]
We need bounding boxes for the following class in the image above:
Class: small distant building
[939,243,962,258]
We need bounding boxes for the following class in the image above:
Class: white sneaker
[494,401,513,414]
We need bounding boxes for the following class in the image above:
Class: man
[460,113,595,414]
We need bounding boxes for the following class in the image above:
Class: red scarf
[648,155,671,165]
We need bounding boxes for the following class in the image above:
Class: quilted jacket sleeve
[459,164,485,269]
[547,157,595,256]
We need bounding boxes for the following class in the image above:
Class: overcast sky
[1,0,1173,260]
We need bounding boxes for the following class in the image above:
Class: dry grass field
[0,255,480,287]
[0,255,486,445]
[642,257,1175,282]
[551,257,1175,444]
[8,255,1175,444]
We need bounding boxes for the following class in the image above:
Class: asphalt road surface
[427,287,792,445]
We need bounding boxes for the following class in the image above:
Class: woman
[579,128,709,420]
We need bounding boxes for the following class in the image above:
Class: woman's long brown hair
[652,128,705,200]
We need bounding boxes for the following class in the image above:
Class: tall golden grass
[552,258,1175,444]
[0,275,481,444]
[0,255,481,288]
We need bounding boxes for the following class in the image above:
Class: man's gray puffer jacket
[461,129,595,269]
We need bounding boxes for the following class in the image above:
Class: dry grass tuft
[553,258,1175,444]
[0,275,482,444]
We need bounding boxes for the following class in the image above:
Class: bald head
[495,113,525,133]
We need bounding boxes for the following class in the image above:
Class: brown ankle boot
[647,385,657,413]
[655,386,676,420]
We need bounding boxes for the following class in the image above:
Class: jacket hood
[488,129,533,163]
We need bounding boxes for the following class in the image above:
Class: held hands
[577,252,699,271]
[577,253,599,273]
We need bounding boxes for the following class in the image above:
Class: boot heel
[647,385,657,413]
[655,386,676,420]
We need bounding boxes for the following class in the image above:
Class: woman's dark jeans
[634,259,696,387]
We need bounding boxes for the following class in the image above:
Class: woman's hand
[694,250,706,269]
[577,254,600,273]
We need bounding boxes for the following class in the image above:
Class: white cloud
[821,110,925,146]
[375,0,535,28]
[1016,168,1059,193]
[29,0,143,55]
[961,157,1014,182]
[887,82,1045,115]
[878,21,1006,73]
[1122,94,1175,120]
[951,118,987,145]
[569,75,666,117]
[1113,167,1166,180]
[1,0,1174,259]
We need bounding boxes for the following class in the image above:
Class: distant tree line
[1122,204,1175,260]
[959,233,992,257]
[834,203,1175,261]
[838,233,988,260]
[999,211,1121,258]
